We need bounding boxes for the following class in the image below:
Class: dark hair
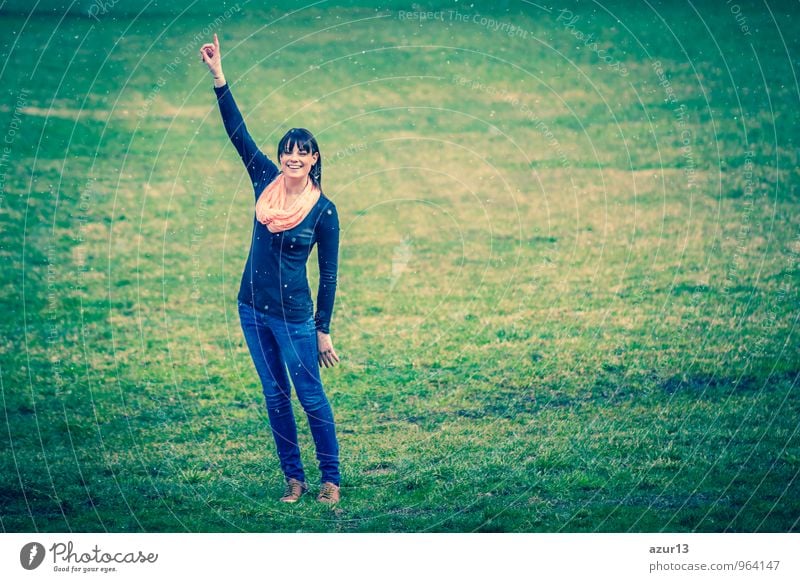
[277,128,322,188]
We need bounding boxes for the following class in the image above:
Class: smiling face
[277,128,322,187]
[280,143,319,182]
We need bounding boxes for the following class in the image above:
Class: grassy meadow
[1,0,799,532]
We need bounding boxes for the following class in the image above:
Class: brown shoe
[316,482,340,504]
[280,478,308,503]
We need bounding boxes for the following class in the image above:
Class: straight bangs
[278,128,318,156]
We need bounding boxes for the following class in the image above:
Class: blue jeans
[238,301,340,486]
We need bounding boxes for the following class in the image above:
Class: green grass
[1,0,799,532]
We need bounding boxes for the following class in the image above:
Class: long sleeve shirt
[213,82,339,333]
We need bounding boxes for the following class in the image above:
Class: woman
[200,33,341,504]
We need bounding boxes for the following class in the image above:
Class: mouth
[286,164,303,170]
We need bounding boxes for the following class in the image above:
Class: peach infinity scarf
[255,173,321,233]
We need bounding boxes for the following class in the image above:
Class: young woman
[200,33,341,504]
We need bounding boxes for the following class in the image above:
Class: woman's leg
[267,315,340,486]
[238,302,306,483]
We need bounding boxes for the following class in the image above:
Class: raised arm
[200,34,278,192]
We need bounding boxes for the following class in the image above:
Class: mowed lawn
[1,0,798,532]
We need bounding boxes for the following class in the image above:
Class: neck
[284,174,310,196]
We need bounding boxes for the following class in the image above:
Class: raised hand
[199,33,223,80]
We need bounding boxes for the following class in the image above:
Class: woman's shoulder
[317,193,338,214]
[313,193,339,232]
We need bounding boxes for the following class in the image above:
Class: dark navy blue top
[213,82,339,333]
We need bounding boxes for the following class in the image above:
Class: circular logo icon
[20,542,46,570]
